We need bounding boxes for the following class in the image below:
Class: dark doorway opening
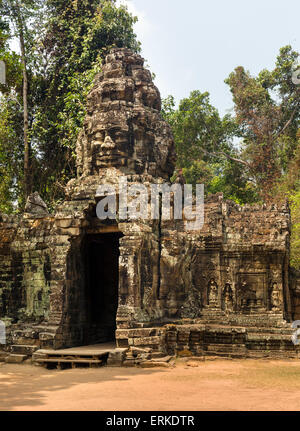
[84,232,122,344]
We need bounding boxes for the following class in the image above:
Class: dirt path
[1,359,300,411]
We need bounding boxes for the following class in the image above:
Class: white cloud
[116,0,152,40]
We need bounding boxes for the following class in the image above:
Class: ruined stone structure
[1,48,300,365]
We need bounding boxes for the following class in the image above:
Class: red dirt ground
[1,358,300,411]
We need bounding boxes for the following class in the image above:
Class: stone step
[33,343,116,368]
[10,345,39,355]
[246,333,294,341]
[204,343,247,354]
[247,350,299,359]
[32,325,58,334]
[200,316,288,329]
[246,327,294,335]
[35,358,103,365]
[11,336,40,346]
[5,354,28,364]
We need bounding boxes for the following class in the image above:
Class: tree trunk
[15,1,31,200]
[20,32,31,198]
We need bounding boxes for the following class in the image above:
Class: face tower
[75,48,176,187]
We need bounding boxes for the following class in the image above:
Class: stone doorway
[83,232,122,345]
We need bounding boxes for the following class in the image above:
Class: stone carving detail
[181,287,202,319]
[237,273,267,312]
[166,291,180,317]
[270,282,281,311]
[195,260,217,307]
[239,281,256,310]
[208,279,219,308]
[222,283,234,312]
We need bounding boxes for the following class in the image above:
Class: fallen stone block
[5,354,28,363]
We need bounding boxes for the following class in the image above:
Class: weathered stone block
[10,345,38,355]
[133,336,162,346]
[5,354,28,363]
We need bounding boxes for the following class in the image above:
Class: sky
[117,0,300,116]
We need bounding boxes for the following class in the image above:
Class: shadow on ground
[0,363,163,411]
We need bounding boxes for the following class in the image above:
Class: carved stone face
[91,111,162,175]
[76,48,176,179]
[93,124,133,169]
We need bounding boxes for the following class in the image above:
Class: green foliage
[32,0,140,204]
[224,45,300,266]
[0,0,140,210]
[162,91,258,204]
[207,162,259,204]
[225,45,300,198]
[0,6,22,93]
[163,46,300,209]
[0,95,24,212]
[168,91,232,167]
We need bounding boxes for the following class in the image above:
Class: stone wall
[0,213,51,325]
[290,268,300,320]
[157,195,291,322]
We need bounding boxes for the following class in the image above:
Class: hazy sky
[117,0,300,116]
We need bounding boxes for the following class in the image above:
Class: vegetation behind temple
[0,3,299,267]
[0,0,140,210]
[162,46,300,269]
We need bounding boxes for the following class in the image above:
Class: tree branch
[274,107,297,139]
[198,146,251,169]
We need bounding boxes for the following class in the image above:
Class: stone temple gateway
[1,48,300,366]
